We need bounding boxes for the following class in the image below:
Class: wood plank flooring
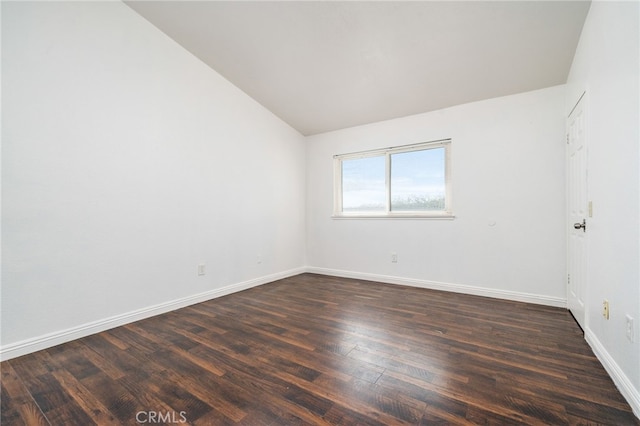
[2,273,638,425]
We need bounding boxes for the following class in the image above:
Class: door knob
[574,219,586,231]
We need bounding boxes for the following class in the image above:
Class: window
[333,139,452,218]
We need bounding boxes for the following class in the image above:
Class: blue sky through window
[342,156,386,211]
[391,148,445,211]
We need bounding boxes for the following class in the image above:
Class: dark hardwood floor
[2,273,638,425]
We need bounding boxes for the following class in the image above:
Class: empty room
[2,1,639,424]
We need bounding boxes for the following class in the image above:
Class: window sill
[331,213,455,220]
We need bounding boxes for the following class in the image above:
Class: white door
[567,93,587,330]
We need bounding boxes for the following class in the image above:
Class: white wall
[306,86,567,306]
[566,1,640,414]
[1,2,306,357]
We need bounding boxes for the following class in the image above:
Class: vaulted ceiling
[125,1,591,136]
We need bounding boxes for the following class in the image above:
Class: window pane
[390,148,445,211]
[342,156,386,212]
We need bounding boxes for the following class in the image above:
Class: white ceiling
[125,1,590,136]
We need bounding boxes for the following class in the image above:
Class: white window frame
[333,139,453,219]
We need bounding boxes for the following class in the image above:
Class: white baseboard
[305,267,567,308]
[0,267,305,361]
[0,267,566,362]
[305,267,638,419]
[585,329,640,419]
[5,266,636,420]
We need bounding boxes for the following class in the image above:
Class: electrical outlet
[257,254,262,264]
[602,300,609,320]
[391,252,398,263]
[626,315,634,342]
[197,264,206,276]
